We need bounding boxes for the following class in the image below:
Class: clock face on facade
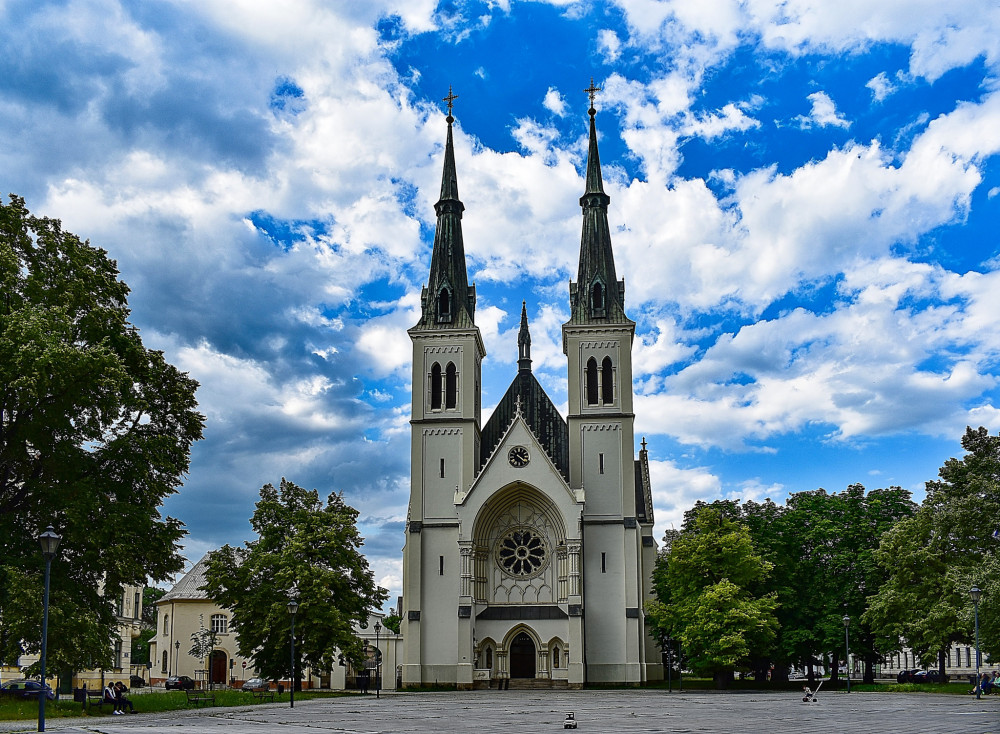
[508,445,530,468]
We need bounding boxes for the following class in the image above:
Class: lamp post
[287,595,299,708]
[971,586,982,700]
[842,615,851,693]
[37,526,61,733]
[374,621,382,699]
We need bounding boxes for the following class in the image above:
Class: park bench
[84,688,107,711]
[184,689,216,706]
[251,689,275,703]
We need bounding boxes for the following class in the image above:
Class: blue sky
[3,0,1000,604]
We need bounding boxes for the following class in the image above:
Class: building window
[586,358,598,405]
[601,552,607,573]
[446,362,457,409]
[599,453,605,474]
[440,458,445,478]
[430,362,442,410]
[114,640,123,669]
[439,556,445,575]
[437,287,452,322]
[591,280,605,316]
[211,614,228,634]
[601,357,614,404]
[134,592,141,620]
[162,651,168,673]
[485,647,493,669]
[163,614,169,635]
[553,647,560,669]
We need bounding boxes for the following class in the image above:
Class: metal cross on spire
[584,77,602,114]
[443,85,459,121]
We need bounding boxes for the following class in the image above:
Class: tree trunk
[829,652,840,683]
[807,660,816,687]
[713,670,733,689]
[863,657,874,684]
[938,648,947,683]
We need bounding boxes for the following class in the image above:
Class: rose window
[497,528,547,576]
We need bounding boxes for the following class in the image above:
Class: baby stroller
[802,681,823,702]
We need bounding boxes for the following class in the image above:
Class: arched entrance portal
[210,650,228,685]
[509,633,536,678]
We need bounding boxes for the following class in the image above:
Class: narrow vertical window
[438,287,452,321]
[601,552,607,573]
[134,592,141,620]
[601,357,614,404]
[599,453,605,474]
[162,651,168,673]
[446,362,457,409]
[163,614,169,635]
[592,281,604,311]
[430,362,442,410]
[440,458,445,478]
[586,358,598,405]
[553,647,560,668]
[439,556,445,575]
[485,647,493,669]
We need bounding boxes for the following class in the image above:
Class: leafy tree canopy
[648,506,778,687]
[0,195,203,673]
[202,479,387,681]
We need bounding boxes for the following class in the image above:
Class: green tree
[864,508,967,678]
[130,587,166,667]
[648,506,778,688]
[189,621,219,689]
[922,427,1000,658]
[0,195,204,674]
[202,479,387,683]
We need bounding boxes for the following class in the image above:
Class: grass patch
[0,689,354,721]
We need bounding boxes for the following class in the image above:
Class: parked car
[0,680,55,700]
[241,677,268,692]
[129,674,147,688]
[165,675,196,690]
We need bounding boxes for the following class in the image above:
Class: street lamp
[374,620,382,699]
[971,586,982,699]
[842,615,851,694]
[37,525,61,733]
[287,595,299,708]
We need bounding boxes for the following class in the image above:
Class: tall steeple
[517,300,532,373]
[414,87,476,330]
[567,79,630,326]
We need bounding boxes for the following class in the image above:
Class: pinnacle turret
[517,300,532,373]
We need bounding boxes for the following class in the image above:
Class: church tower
[400,84,658,690]
[401,91,486,687]
[561,85,650,683]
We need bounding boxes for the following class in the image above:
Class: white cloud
[542,86,567,117]
[866,71,897,102]
[598,28,622,62]
[796,91,851,129]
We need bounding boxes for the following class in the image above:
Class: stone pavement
[3,689,997,734]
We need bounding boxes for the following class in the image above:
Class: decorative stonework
[496,528,548,577]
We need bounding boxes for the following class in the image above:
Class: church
[400,88,661,689]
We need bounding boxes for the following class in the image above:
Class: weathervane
[584,77,602,115]
[443,85,459,122]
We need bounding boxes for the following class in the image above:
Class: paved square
[5,690,997,734]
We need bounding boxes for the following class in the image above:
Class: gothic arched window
[163,614,169,635]
[445,362,457,409]
[552,646,560,668]
[430,362,442,410]
[586,358,598,405]
[162,651,168,673]
[437,287,452,322]
[601,357,614,405]
[485,646,493,669]
[591,280,605,316]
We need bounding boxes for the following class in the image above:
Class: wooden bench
[250,689,275,703]
[184,689,216,706]
[84,689,108,711]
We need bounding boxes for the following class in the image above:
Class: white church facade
[400,92,662,689]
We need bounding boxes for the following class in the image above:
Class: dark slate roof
[634,443,654,525]
[159,554,211,602]
[412,112,477,331]
[566,107,633,327]
[480,371,569,480]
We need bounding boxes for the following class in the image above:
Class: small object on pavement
[564,711,577,729]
